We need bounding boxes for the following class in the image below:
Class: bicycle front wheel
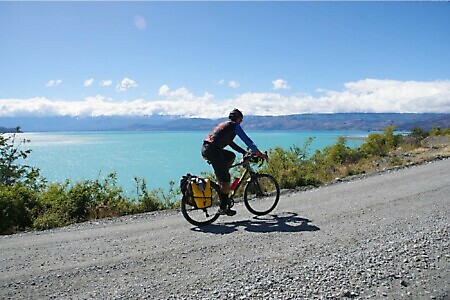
[181,182,221,226]
[243,173,280,216]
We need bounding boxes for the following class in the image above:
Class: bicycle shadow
[191,212,320,235]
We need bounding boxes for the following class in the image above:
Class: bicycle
[181,151,280,226]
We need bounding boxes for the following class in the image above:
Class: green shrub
[32,173,131,230]
[33,182,72,230]
[429,126,450,136]
[160,180,181,209]
[263,140,319,189]
[67,174,139,220]
[405,127,429,146]
[135,178,162,211]
[67,182,96,221]
[411,127,429,139]
[0,128,45,189]
[33,211,67,230]
[0,184,37,233]
[321,137,361,165]
[134,177,181,211]
[359,126,401,157]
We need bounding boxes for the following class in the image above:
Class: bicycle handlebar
[242,151,268,165]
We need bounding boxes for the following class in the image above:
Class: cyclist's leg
[213,160,231,201]
[219,150,236,194]
[202,145,236,215]
[212,163,234,213]
[223,149,236,169]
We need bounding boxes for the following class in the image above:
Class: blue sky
[1,2,449,118]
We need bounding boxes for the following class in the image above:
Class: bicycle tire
[243,173,280,216]
[181,181,221,226]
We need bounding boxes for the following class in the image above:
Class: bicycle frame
[228,156,261,200]
[204,152,265,203]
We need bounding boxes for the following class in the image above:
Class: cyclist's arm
[229,141,246,155]
[235,124,259,153]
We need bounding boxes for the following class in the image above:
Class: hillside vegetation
[262,126,450,189]
[1,126,449,234]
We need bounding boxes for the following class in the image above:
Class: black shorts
[201,142,236,183]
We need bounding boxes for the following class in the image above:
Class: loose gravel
[1,159,449,299]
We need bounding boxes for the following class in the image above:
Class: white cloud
[158,85,197,102]
[272,79,290,90]
[159,85,170,96]
[100,80,112,87]
[116,78,138,92]
[46,80,62,87]
[229,81,240,89]
[84,78,94,87]
[217,79,225,85]
[134,15,146,30]
[2,79,450,118]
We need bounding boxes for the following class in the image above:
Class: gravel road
[1,159,449,299]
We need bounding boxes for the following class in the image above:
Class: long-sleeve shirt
[205,120,259,154]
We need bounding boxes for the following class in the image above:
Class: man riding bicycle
[201,108,268,216]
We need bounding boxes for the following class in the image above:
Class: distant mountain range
[1,113,449,132]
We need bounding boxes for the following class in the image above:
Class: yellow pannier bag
[190,178,212,209]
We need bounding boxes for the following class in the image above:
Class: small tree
[359,126,401,157]
[263,138,318,189]
[429,126,450,136]
[323,136,360,165]
[411,127,428,140]
[0,127,45,189]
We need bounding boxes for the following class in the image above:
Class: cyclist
[201,108,268,216]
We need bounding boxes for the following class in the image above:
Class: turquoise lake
[19,131,368,195]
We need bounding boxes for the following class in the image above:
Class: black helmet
[229,108,243,121]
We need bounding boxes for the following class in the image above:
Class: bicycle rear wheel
[243,173,280,216]
[181,182,221,226]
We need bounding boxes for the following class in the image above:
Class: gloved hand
[255,150,268,160]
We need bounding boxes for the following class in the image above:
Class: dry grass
[354,140,449,176]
